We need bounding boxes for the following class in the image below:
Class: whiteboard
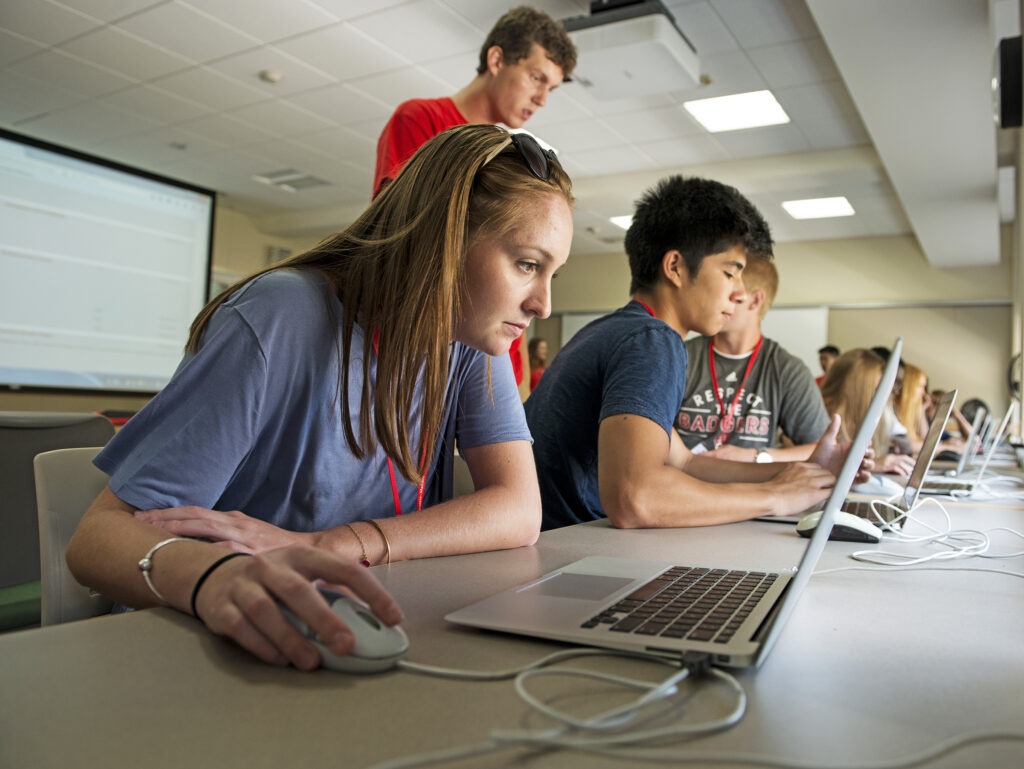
[561,313,605,345]
[760,306,830,374]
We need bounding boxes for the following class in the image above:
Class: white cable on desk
[846,497,1024,566]
[369,650,746,769]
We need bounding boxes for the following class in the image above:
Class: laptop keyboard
[920,477,973,493]
[580,566,777,644]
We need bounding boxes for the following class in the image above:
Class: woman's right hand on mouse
[191,544,403,670]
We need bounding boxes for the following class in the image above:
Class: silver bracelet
[138,537,190,604]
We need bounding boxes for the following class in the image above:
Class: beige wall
[544,230,1016,427]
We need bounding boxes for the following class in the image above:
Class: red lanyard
[708,337,762,448]
[372,329,427,516]
[635,299,656,318]
[386,451,426,516]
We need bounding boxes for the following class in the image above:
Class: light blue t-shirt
[96,269,530,529]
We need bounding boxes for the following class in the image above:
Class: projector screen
[0,128,214,394]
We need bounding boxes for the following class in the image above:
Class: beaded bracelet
[189,552,251,623]
[137,537,190,604]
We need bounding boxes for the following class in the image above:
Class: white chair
[0,412,114,629]
[34,447,113,625]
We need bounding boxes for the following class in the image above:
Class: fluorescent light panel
[782,196,855,219]
[683,90,790,132]
[610,215,633,230]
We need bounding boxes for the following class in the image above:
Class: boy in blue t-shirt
[526,176,855,530]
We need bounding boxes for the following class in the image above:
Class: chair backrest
[34,446,114,625]
[0,412,115,588]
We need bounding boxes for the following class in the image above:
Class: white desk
[2,504,1022,769]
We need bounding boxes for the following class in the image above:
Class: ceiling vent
[562,0,701,101]
[251,169,330,193]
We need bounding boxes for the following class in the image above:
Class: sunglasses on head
[509,132,560,182]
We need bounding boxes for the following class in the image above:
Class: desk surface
[2,503,1023,769]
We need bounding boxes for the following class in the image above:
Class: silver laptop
[921,401,1018,495]
[932,406,987,477]
[447,341,903,669]
[764,388,955,527]
[841,388,956,520]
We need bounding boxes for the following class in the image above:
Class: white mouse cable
[373,651,747,769]
[849,497,1024,565]
[851,521,990,565]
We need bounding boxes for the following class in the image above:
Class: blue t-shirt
[96,269,530,529]
[525,301,687,529]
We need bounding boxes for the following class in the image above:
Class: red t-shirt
[373,97,526,385]
[373,97,467,198]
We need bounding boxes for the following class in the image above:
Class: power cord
[847,497,1024,566]
[367,650,743,769]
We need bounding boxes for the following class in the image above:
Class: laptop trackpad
[522,573,633,601]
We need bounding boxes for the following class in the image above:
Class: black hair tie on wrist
[190,552,251,623]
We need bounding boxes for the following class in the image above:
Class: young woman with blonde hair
[821,348,914,475]
[67,124,573,670]
[895,362,929,452]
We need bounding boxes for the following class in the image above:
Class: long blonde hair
[187,124,573,481]
[895,362,928,441]
[821,348,892,456]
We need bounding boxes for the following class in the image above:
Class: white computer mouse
[796,510,883,543]
[850,473,904,497]
[283,588,409,673]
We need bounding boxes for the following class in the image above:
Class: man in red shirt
[373,6,577,397]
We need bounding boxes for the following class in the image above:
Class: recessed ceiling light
[782,196,855,219]
[610,215,632,230]
[683,90,790,132]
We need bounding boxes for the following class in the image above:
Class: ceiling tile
[349,0,480,64]
[347,66,453,108]
[0,70,81,127]
[747,39,837,89]
[307,0,411,22]
[177,112,277,147]
[416,50,478,94]
[287,82,390,126]
[710,0,817,48]
[181,0,338,43]
[226,98,335,137]
[151,66,268,111]
[0,29,45,67]
[116,2,258,63]
[601,106,704,143]
[713,123,810,158]
[100,84,212,124]
[564,143,659,176]
[668,1,740,57]
[639,133,731,166]
[0,0,97,45]
[206,46,338,97]
[52,0,166,24]
[11,99,160,147]
[275,22,407,81]
[7,49,135,96]
[290,126,376,166]
[60,26,192,80]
